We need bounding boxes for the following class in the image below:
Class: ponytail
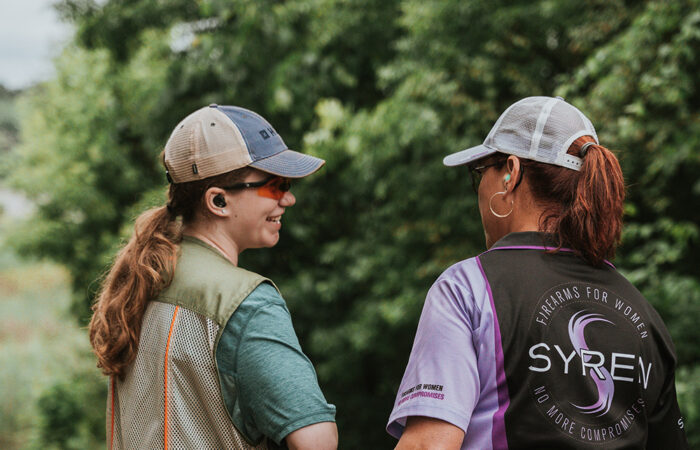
[523,136,625,266]
[89,166,251,378]
[89,206,181,378]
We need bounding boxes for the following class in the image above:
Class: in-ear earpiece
[504,174,511,183]
[213,194,227,208]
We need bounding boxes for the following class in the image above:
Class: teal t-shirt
[216,282,336,447]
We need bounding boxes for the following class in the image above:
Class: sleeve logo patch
[397,383,445,406]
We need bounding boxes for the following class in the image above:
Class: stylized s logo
[568,310,615,417]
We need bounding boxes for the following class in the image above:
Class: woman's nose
[279,190,296,207]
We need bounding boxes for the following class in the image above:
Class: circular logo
[527,283,650,443]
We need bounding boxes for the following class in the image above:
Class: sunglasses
[468,161,502,193]
[222,176,292,200]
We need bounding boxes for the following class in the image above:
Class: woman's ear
[204,187,229,217]
[505,156,522,193]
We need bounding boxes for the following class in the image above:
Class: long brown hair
[520,136,625,266]
[89,167,250,378]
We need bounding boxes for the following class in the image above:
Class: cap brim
[249,149,326,178]
[443,144,497,167]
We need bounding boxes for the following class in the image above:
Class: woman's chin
[263,233,280,248]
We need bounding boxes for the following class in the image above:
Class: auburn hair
[89,166,250,378]
[519,136,626,266]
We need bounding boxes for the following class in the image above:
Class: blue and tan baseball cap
[163,104,325,183]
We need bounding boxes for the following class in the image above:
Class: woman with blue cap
[89,104,337,449]
[387,97,688,449]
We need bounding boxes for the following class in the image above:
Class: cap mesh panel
[488,100,539,157]
[539,102,588,161]
[164,108,252,182]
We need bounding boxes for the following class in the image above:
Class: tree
[0,84,20,154]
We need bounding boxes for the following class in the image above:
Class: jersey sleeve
[386,272,482,438]
[216,283,336,446]
[647,377,689,449]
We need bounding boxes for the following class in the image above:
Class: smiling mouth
[267,216,281,224]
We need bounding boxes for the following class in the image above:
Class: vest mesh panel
[110,301,267,449]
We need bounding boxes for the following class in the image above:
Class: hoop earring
[489,191,513,218]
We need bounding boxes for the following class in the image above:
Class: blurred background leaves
[1,0,698,448]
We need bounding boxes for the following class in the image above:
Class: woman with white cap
[386,97,688,449]
[89,104,337,449]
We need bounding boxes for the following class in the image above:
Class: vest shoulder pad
[157,237,277,326]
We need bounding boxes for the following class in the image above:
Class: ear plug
[504,174,511,182]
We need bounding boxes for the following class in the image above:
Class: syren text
[528,343,652,389]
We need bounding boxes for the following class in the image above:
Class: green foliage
[7,35,172,322]
[0,85,19,154]
[0,250,104,449]
[36,370,105,450]
[5,0,699,447]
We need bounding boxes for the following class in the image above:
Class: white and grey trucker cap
[444,96,598,171]
[164,104,325,183]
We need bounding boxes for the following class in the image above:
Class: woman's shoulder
[436,255,483,286]
[241,282,286,310]
[427,256,491,313]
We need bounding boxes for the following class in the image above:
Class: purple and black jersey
[387,232,688,449]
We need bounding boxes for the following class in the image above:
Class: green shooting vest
[107,236,276,449]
